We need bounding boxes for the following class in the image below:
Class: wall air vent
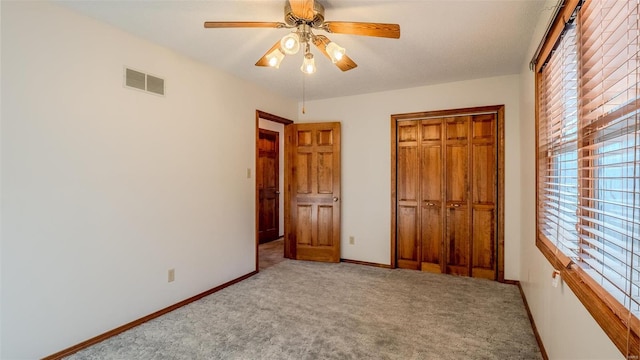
[124,67,165,96]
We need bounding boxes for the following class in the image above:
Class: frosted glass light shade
[301,53,316,74]
[280,33,300,55]
[326,41,345,63]
[266,48,285,68]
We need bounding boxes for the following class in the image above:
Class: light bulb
[325,42,345,63]
[280,33,300,55]
[265,48,284,68]
[301,53,316,74]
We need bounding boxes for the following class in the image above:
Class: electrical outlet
[247,168,251,179]
[349,236,355,245]
[168,268,175,283]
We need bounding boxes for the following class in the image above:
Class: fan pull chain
[302,72,306,114]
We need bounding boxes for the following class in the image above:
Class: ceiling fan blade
[289,0,315,21]
[204,21,285,29]
[313,35,358,72]
[255,41,283,67]
[323,22,400,39]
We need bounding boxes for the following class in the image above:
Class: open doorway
[257,128,280,244]
[255,110,292,271]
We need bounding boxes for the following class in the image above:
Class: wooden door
[392,106,501,281]
[444,116,471,276]
[470,114,497,279]
[396,121,420,269]
[285,122,341,262]
[258,129,280,243]
[420,119,444,273]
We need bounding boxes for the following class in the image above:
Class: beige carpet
[65,259,541,359]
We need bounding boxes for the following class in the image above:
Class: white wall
[258,119,285,237]
[0,2,296,359]
[297,75,522,277]
[517,2,622,359]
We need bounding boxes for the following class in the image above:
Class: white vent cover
[124,67,165,96]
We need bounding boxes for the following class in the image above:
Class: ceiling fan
[204,0,400,74]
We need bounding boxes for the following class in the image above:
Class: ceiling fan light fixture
[301,52,316,74]
[266,48,285,68]
[280,33,300,55]
[325,41,345,63]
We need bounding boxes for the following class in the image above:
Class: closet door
[396,121,420,269]
[444,116,471,276]
[470,114,497,279]
[393,109,499,279]
[420,119,444,273]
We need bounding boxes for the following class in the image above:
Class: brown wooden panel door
[286,122,341,262]
[420,119,443,273]
[392,107,501,281]
[445,116,471,276]
[471,114,497,279]
[396,121,420,269]
[258,129,279,243]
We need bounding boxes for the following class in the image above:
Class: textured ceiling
[55,0,546,101]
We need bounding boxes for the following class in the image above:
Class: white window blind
[538,24,580,259]
[576,0,640,315]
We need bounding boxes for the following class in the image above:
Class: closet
[392,106,504,281]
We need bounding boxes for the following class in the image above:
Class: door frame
[390,105,506,282]
[255,110,293,271]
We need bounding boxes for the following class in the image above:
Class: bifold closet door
[444,116,471,276]
[470,114,497,279]
[420,119,444,273]
[395,113,497,280]
[396,118,445,272]
[396,120,420,270]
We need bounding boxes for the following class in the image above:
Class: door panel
[472,144,495,203]
[420,119,443,273]
[472,114,495,140]
[472,206,495,279]
[286,122,341,262]
[296,153,312,194]
[471,113,497,279]
[446,117,468,140]
[396,121,420,269]
[258,129,279,243]
[317,205,334,246]
[421,205,442,272]
[398,147,419,201]
[445,116,470,276]
[318,152,334,193]
[296,205,313,245]
[446,206,469,276]
[446,144,468,203]
[398,206,419,269]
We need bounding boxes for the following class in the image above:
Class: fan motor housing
[284,2,325,27]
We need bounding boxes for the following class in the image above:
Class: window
[538,24,579,261]
[535,0,640,356]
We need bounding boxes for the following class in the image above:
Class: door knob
[452,204,460,207]
[275,191,280,194]
[333,197,339,202]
